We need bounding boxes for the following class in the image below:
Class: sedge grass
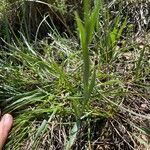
[75,0,100,106]
[0,0,150,149]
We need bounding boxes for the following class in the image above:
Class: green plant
[0,0,150,149]
[98,7,127,64]
[75,0,100,106]
[135,45,146,78]
[65,0,101,149]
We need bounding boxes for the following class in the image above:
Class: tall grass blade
[75,12,89,101]
[83,0,90,22]
[75,12,86,50]
[88,68,96,99]
[19,32,37,56]
[32,107,58,148]
[135,46,146,78]
[86,0,100,44]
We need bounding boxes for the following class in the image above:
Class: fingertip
[0,114,13,150]
[2,114,13,127]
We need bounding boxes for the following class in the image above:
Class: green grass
[0,0,150,149]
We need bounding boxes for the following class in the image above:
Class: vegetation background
[0,0,150,149]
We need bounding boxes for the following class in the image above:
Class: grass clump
[0,0,150,149]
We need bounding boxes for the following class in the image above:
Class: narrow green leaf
[75,12,86,50]
[135,46,146,77]
[88,68,96,98]
[117,17,127,40]
[75,12,90,101]
[83,0,90,22]
[32,108,58,148]
[86,0,100,44]
[72,99,81,118]
[19,32,37,56]
[110,28,118,45]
